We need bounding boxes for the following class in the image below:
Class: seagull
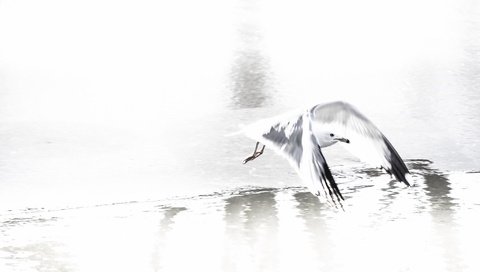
[241,101,410,205]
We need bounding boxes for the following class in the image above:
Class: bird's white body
[241,101,410,204]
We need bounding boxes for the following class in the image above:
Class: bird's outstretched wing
[297,128,344,205]
[310,101,410,185]
[243,110,344,204]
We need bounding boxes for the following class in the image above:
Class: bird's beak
[334,137,350,144]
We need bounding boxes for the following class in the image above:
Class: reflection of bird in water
[240,101,410,205]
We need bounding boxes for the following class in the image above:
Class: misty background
[0,0,479,211]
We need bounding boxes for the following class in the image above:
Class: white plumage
[241,101,410,205]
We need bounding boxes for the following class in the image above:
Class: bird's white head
[318,132,350,148]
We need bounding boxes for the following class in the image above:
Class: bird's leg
[243,142,266,164]
[243,142,260,164]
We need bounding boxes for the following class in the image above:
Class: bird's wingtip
[404,173,413,186]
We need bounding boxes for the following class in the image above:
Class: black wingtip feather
[318,145,344,202]
[324,165,344,201]
[383,136,410,186]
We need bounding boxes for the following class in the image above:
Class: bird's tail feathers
[224,124,246,137]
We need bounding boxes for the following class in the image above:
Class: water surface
[0,0,479,271]
[1,161,479,271]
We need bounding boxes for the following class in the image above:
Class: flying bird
[241,101,410,205]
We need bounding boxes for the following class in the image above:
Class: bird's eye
[330,133,334,137]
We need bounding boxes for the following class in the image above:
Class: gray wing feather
[261,115,304,167]
[259,112,344,204]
